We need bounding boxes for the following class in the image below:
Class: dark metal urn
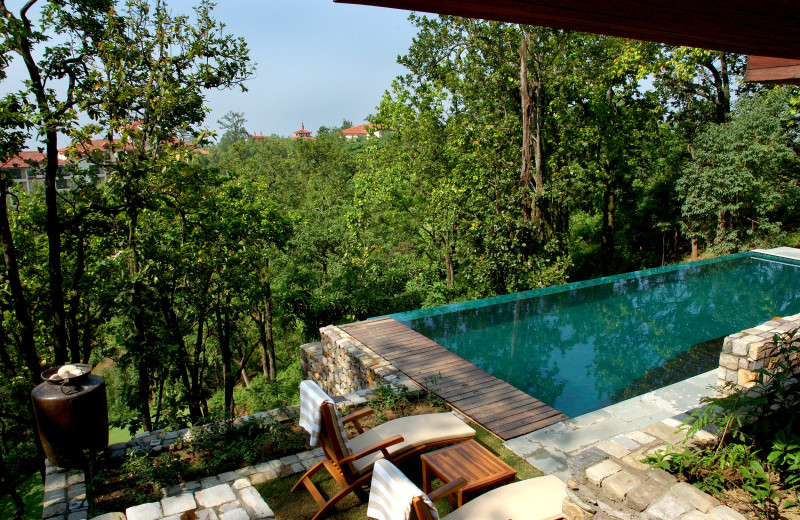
[31,364,109,469]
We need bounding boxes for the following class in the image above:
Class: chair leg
[309,473,372,520]
[291,461,328,508]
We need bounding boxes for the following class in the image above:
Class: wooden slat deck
[340,317,568,440]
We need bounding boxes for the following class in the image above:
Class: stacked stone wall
[717,314,800,390]
[562,418,744,520]
[300,325,422,397]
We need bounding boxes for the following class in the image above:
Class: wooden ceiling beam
[744,56,800,84]
[335,0,800,60]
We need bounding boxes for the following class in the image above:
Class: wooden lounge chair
[292,381,475,520]
[368,459,567,520]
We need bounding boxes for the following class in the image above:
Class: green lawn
[108,426,133,445]
[0,472,43,520]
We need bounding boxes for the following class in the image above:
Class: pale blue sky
[1,0,420,144]
[187,0,420,138]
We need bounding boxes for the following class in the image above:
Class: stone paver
[645,494,693,520]
[679,511,710,520]
[125,502,162,520]
[708,505,746,520]
[195,484,237,508]
[597,440,631,459]
[238,486,275,519]
[526,451,568,475]
[602,470,640,501]
[43,502,68,518]
[218,471,240,483]
[161,494,197,516]
[218,500,242,513]
[219,509,250,520]
[232,478,252,491]
[200,476,222,489]
[586,460,622,486]
[44,472,67,492]
[88,513,125,520]
[669,483,719,513]
[626,482,665,512]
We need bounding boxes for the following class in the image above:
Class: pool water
[390,252,800,417]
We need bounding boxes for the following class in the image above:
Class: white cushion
[443,475,567,520]
[349,413,475,473]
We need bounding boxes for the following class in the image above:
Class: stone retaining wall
[717,314,800,390]
[562,417,745,520]
[300,325,423,397]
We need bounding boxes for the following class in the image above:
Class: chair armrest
[341,408,374,434]
[427,477,468,502]
[339,434,404,464]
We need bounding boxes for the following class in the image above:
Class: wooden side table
[420,439,517,508]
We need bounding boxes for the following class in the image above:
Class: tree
[69,0,252,430]
[0,0,117,367]
[677,88,800,254]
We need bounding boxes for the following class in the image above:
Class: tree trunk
[67,228,86,363]
[0,183,40,386]
[691,237,699,259]
[600,176,616,274]
[214,296,234,418]
[444,241,455,289]
[263,283,276,381]
[519,31,534,223]
[14,29,69,366]
[44,130,69,365]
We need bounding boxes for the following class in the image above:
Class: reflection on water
[400,257,800,417]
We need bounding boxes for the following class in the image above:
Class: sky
[201,0,420,137]
[2,0,421,145]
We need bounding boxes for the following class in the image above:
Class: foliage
[645,329,800,518]
[187,418,306,476]
[677,88,800,254]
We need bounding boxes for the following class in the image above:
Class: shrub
[646,329,800,518]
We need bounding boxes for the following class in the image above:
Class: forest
[1,0,800,509]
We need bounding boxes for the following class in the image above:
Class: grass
[256,421,545,519]
[108,426,133,445]
[0,472,43,520]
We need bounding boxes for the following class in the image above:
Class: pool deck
[502,369,718,481]
[340,317,569,440]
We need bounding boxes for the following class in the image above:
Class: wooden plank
[744,56,800,84]
[491,410,569,436]
[341,317,568,440]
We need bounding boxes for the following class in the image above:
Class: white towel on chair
[298,380,333,447]
[368,459,439,520]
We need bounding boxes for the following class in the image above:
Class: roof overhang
[744,56,800,85]
[336,0,800,62]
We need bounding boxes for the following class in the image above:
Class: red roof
[251,134,267,141]
[1,151,65,169]
[292,123,313,138]
[342,123,371,136]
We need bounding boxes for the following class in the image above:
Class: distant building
[291,123,314,140]
[2,127,207,192]
[0,151,71,192]
[251,133,268,142]
[341,123,383,140]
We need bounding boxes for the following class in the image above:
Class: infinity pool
[390,252,800,417]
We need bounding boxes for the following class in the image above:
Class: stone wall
[562,417,745,520]
[300,324,422,397]
[717,313,800,390]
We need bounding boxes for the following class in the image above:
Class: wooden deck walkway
[340,317,568,441]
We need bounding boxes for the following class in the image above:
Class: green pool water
[390,252,800,417]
